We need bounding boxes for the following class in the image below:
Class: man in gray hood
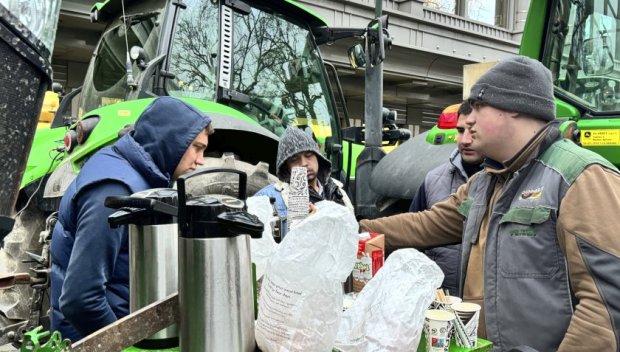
[256,127,353,238]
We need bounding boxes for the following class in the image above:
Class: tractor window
[165,1,340,149]
[80,1,165,115]
[543,0,620,113]
[229,6,339,146]
[166,0,219,101]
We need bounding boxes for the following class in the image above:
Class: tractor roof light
[437,103,459,129]
[76,117,100,144]
[64,130,78,153]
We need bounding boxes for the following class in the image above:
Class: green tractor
[523,0,620,167]
[0,0,403,345]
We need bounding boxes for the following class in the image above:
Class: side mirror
[347,44,366,69]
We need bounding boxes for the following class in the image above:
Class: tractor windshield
[79,0,166,115]
[542,0,620,114]
[166,0,339,140]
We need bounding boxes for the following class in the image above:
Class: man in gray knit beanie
[256,127,353,239]
[465,55,558,163]
[361,54,620,350]
[468,55,556,122]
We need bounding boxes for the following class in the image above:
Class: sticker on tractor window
[580,130,620,146]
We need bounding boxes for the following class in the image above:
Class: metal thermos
[177,168,263,352]
[106,188,179,349]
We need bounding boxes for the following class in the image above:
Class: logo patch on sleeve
[519,186,543,200]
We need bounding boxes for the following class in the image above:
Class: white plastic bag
[246,195,278,279]
[334,248,444,352]
[255,201,358,352]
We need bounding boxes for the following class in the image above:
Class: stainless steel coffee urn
[106,188,179,349]
[177,168,263,352]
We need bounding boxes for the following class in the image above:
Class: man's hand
[309,203,317,214]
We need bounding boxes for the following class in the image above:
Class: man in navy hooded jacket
[50,97,213,341]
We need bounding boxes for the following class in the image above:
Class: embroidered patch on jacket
[519,186,543,200]
[510,229,537,237]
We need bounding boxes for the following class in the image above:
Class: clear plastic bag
[334,248,444,352]
[246,195,278,279]
[255,201,359,352]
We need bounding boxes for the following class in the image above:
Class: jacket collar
[484,120,561,176]
[449,149,467,179]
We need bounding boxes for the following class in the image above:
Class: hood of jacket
[120,97,212,184]
[275,127,331,183]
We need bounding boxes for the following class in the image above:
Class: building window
[423,0,510,28]
[423,0,457,13]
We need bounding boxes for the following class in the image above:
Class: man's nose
[300,156,310,166]
[196,153,205,165]
[461,130,473,144]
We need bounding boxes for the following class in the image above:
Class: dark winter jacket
[50,97,211,341]
[409,149,479,294]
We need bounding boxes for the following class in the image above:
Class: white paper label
[287,166,309,230]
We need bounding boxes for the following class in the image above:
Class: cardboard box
[352,233,384,292]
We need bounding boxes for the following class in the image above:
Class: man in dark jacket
[255,127,352,238]
[50,97,213,341]
[409,101,483,294]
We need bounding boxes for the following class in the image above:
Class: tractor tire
[184,152,278,198]
[0,201,46,328]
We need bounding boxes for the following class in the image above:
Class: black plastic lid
[107,188,178,227]
[181,194,261,239]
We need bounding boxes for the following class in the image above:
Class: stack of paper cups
[451,302,481,347]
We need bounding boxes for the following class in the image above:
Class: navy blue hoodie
[50,97,211,341]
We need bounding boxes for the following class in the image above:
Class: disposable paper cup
[451,302,481,346]
[451,302,481,324]
[423,309,455,352]
[432,295,462,310]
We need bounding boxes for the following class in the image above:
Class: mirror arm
[52,86,82,129]
[313,27,366,45]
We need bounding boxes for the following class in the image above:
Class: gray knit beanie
[275,127,331,182]
[468,55,556,122]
